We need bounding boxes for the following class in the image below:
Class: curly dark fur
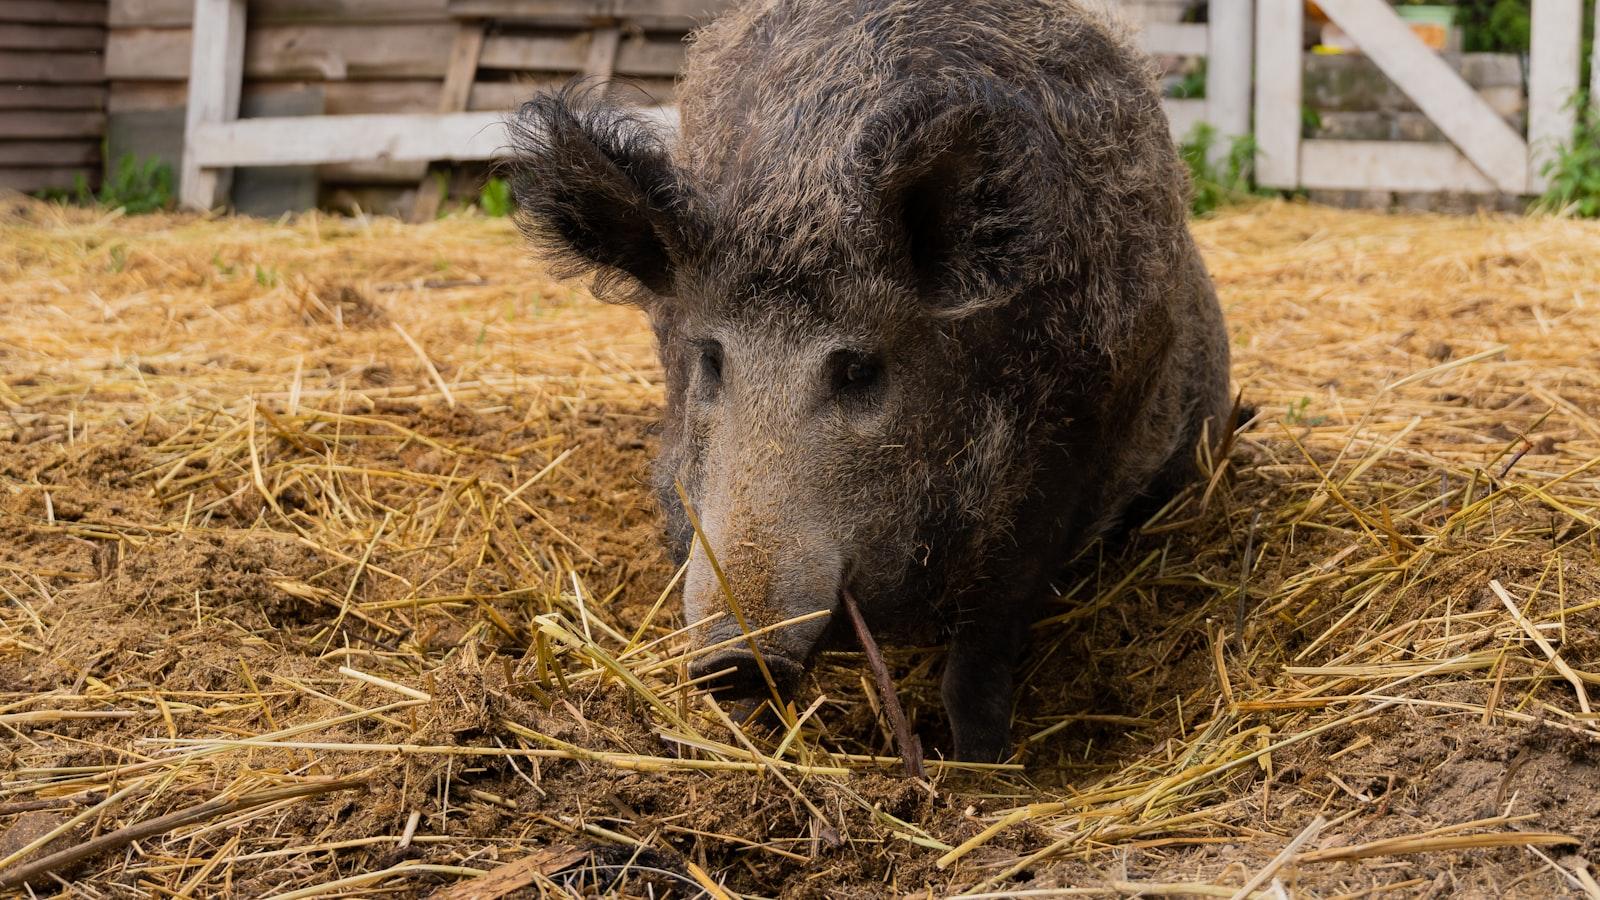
[507,0,1232,762]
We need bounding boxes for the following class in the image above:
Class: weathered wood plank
[1253,0,1300,187]
[0,110,107,138]
[479,33,583,71]
[109,0,448,27]
[0,51,104,82]
[1139,22,1207,56]
[583,25,621,78]
[1593,0,1599,111]
[0,23,105,49]
[1205,0,1253,155]
[1318,0,1528,193]
[188,108,679,167]
[0,140,101,165]
[0,166,97,192]
[113,100,391,206]
[438,24,487,112]
[107,24,457,81]
[447,0,730,30]
[179,0,244,209]
[480,31,685,76]
[409,21,486,222]
[1526,0,1583,192]
[1299,140,1497,192]
[107,77,654,115]
[0,84,107,110]
[192,112,514,167]
[0,2,106,26]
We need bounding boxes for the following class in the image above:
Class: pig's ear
[505,87,694,305]
[870,99,1059,318]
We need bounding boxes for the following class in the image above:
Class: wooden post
[409,22,486,222]
[1527,0,1584,192]
[583,25,623,80]
[1253,0,1302,188]
[179,0,246,211]
[1206,0,1254,165]
[1592,0,1600,113]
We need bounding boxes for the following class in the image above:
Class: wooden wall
[105,0,728,213]
[0,1,108,194]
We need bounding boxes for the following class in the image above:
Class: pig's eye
[830,351,883,399]
[697,342,724,387]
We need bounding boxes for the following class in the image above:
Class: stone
[1459,53,1524,89]
[1316,111,1394,140]
[1394,112,1445,142]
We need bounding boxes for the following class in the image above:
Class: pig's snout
[689,648,806,701]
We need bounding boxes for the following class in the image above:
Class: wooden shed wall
[105,0,726,213]
[0,1,108,194]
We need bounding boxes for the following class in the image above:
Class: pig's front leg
[941,611,1028,762]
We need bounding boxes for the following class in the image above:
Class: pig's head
[507,85,1070,707]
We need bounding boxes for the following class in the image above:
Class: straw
[3,198,1598,897]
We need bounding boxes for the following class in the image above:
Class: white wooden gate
[1255,0,1593,195]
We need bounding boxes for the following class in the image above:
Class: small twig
[841,588,925,779]
[1498,442,1532,479]
[0,779,366,890]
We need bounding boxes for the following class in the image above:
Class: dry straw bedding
[1,195,1599,898]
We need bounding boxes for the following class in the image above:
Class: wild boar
[507,0,1232,761]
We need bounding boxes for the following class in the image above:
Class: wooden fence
[15,0,1597,211]
[108,0,717,212]
[173,0,1256,210]
[0,1,108,195]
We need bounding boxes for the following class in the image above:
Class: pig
[506,0,1232,762]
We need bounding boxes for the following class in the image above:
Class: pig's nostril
[688,650,804,699]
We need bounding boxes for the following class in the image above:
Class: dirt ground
[2,196,1600,898]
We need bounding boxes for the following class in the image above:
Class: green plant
[88,154,175,214]
[478,177,514,217]
[1179,123,1268,217]
[1451,0,1532,53]
[1284,396,1328,427]
[1300,104,1323,139]
[1166,60,1206,100]
[1533,96,1600,219]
